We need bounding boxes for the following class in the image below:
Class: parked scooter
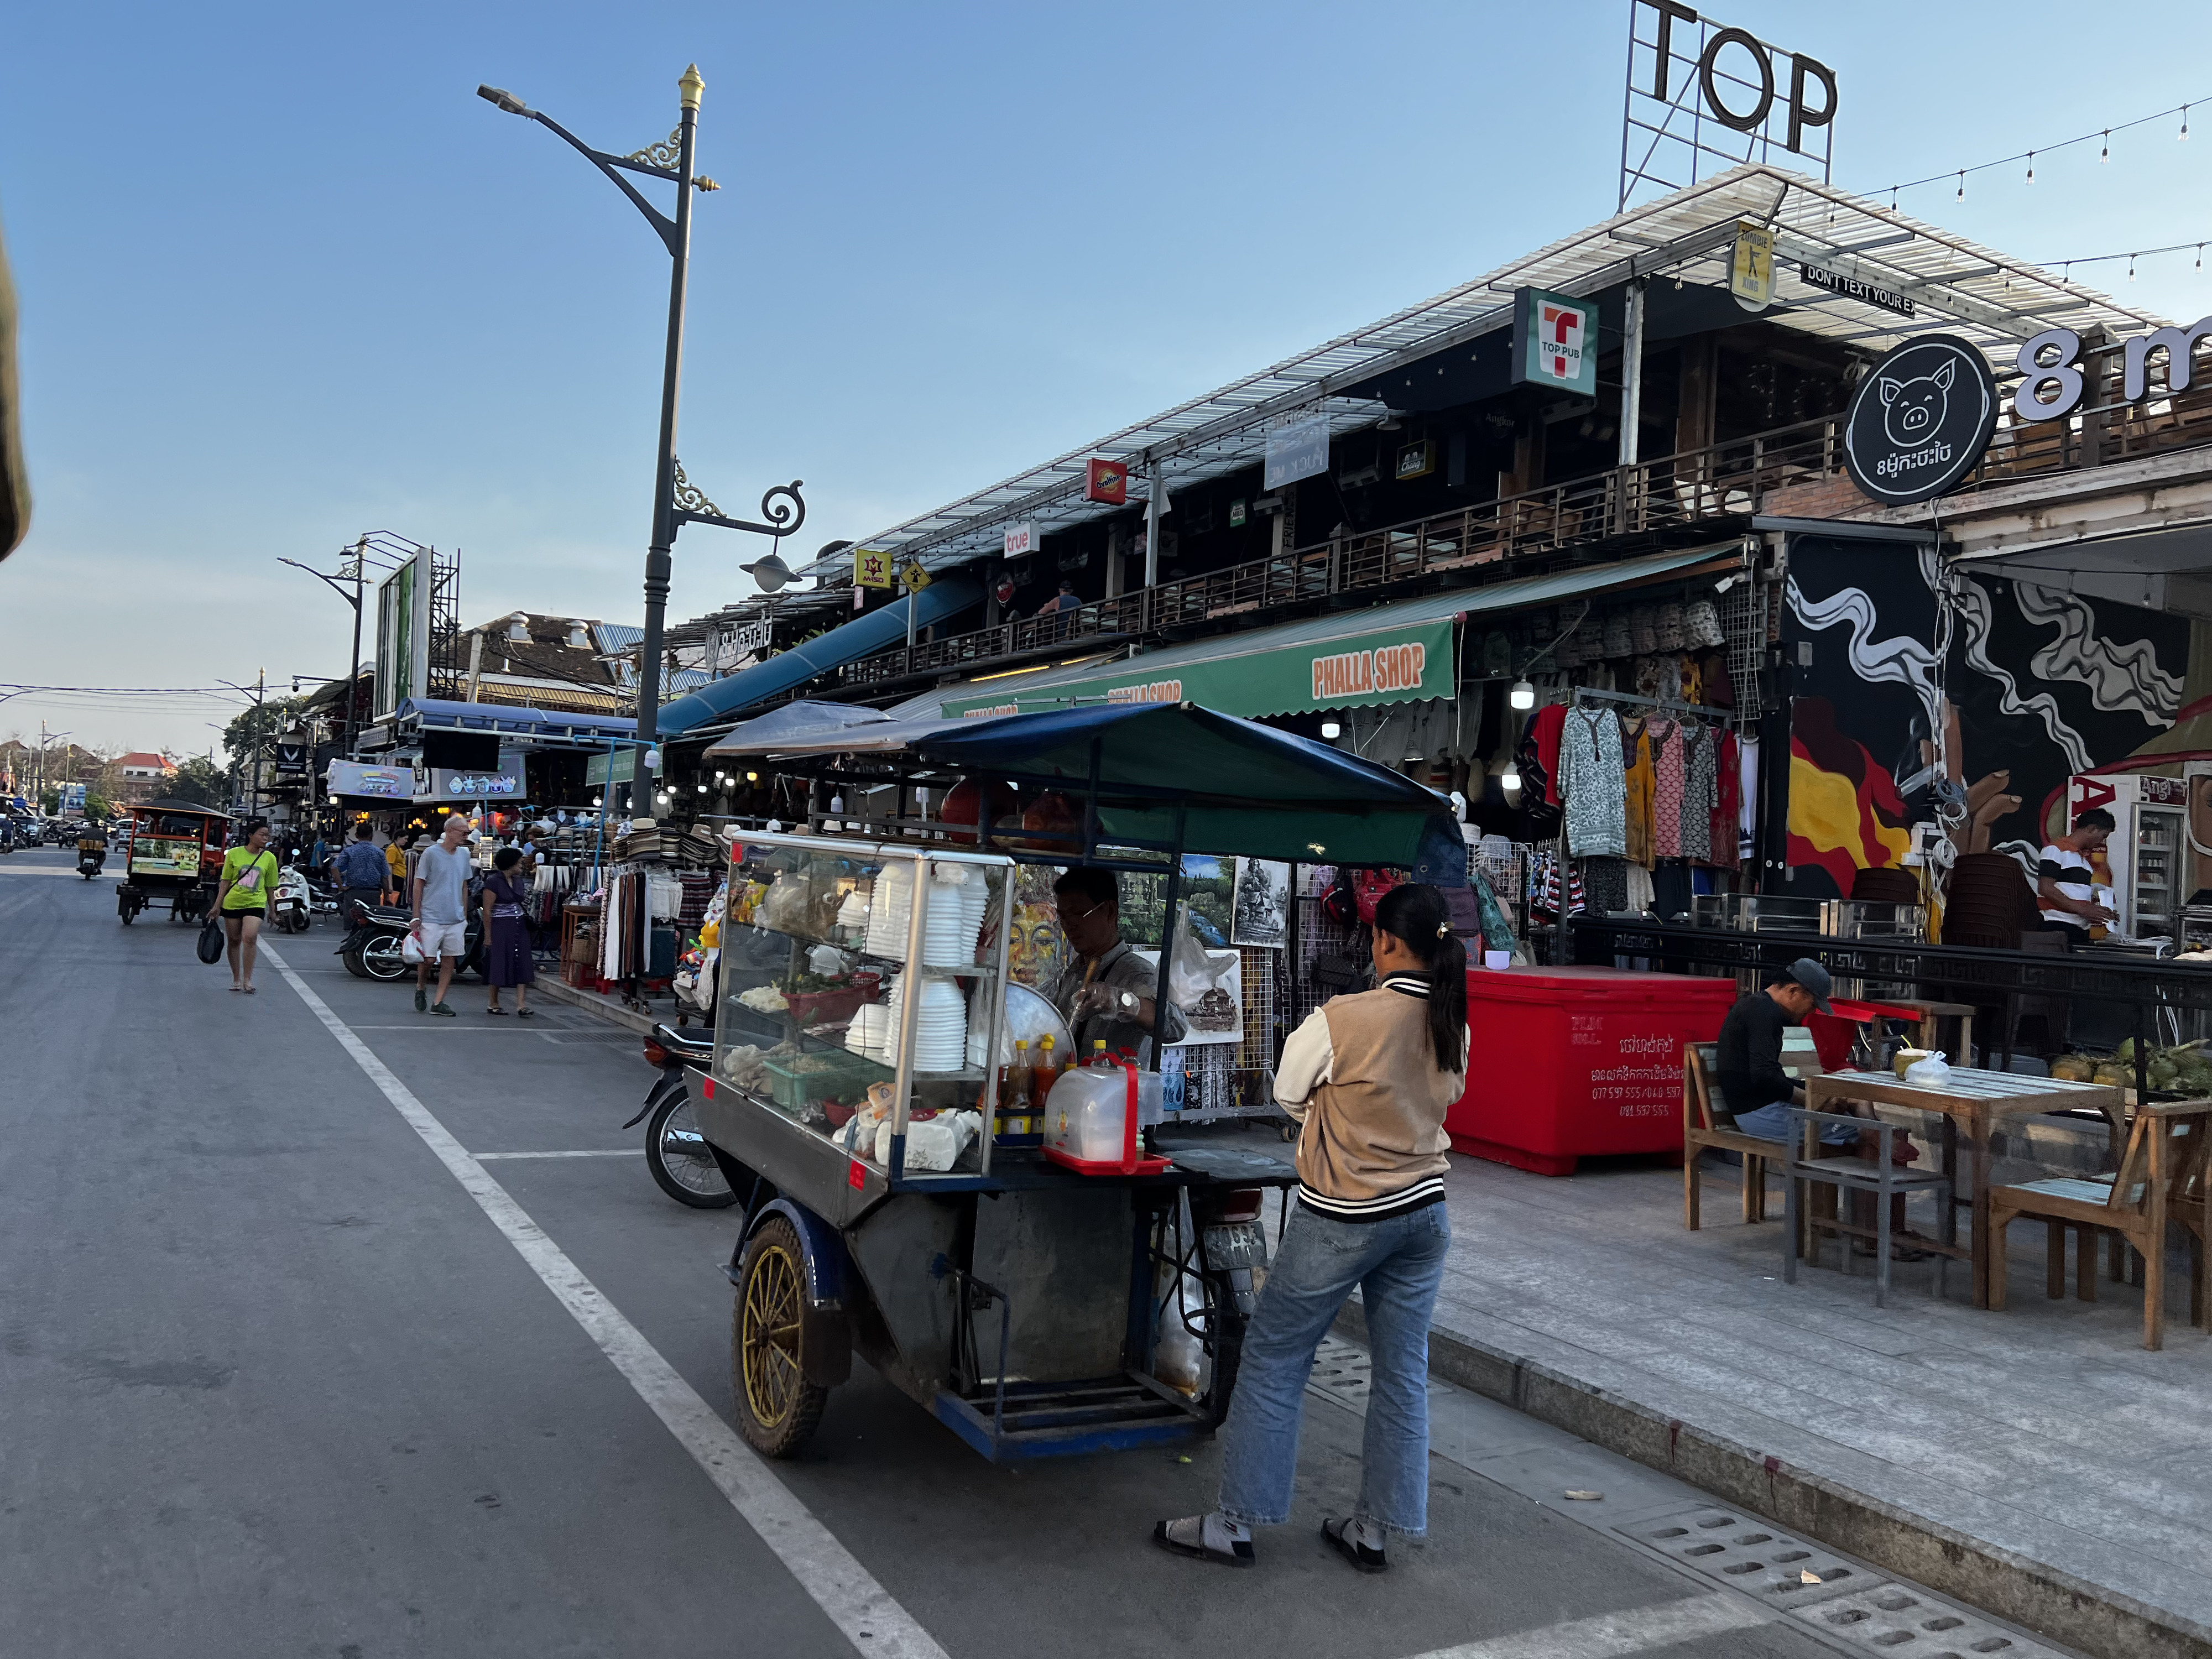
[623,1022,734,1207]
[272,862,313,933]
[336,898,482,980]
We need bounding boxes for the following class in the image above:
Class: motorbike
[76,838,106,879]
[272,863,313,933]
[337,898,483,982]
[622,1022,734,1208]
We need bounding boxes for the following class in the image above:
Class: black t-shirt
[1713,992,1796,1120]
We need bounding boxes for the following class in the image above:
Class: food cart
[115,797,233,924]
[687,701,1462,1463]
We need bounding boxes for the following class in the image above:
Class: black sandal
[1151,1517,1254,1568]
[1321,1517,1389,1573]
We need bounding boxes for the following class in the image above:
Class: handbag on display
[1654,601,1686,652]
[1684,596,1725,648]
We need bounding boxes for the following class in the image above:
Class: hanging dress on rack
[1709,730,1741,870]
[1680,724,1719,864]
[1650,718,1685,859]
[1621,716,1655,868]
[1560,706,1626,858]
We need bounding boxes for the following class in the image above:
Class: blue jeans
[1730,1101,1856,1146]
[1217,1202,1450,1536]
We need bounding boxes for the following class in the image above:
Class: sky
[3,0,2210,759]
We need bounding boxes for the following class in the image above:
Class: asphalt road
[0,847,2025,1659]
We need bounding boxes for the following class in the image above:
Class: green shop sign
[941,615,1454,722]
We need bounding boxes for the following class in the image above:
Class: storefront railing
[841,389,2212,691]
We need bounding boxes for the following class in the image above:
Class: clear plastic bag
[1168,901,1235,1008]
[1903,1051,1952,1087]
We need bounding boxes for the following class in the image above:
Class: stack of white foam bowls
[911,980,968,1071]
[865,862,913,960]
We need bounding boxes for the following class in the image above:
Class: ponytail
[1374,881,1468,1072]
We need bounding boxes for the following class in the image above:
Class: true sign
[1638,2,1837,155]
[1264,416,1331,491]
[1841,334,1999,507]
[1510,288,1598,398]
[1004,521,1040,559]
[2014,317,2212,423]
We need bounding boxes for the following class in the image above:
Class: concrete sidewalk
[1381,1151,2212,1659]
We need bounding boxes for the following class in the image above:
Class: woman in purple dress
[479,846,536,1017]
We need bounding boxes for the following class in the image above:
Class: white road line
[474,1149,643,1160]
[1400,1593,1767,1659]
[262,944,946,1659]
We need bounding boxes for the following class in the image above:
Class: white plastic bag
[400,925,426,967]
[1903,1051,1952,1088]
[1168,901,1235,1008]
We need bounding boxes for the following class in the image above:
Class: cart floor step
[935,1373,1212,1462]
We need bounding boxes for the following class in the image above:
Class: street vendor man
[1048,867,1187,1061]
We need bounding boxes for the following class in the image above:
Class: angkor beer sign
[2013,319,2212,423]
[1841,335,2000,507]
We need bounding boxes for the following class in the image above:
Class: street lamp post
[278,552,366,759]
[477,67,805,789]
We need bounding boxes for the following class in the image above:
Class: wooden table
[1806,1068,2125,1309]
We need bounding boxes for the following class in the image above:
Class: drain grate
[1790,1585,2067,1658]
[1620,1506,1870,1608]
[1306,1336,1374,1412]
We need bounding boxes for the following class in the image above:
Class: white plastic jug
[1043,1065,1165,1167]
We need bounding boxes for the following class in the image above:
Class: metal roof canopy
[393,697,638,750]
[886,542,1747,722]
[801,164,2160,586]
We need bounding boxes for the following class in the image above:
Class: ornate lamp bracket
[671,460,806,539]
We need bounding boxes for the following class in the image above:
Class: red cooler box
[1448,967,1737,1176]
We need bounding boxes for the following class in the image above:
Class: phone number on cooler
[1591,1088,1675,1116]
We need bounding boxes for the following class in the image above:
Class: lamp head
[679,64,705,111]
[1508,678,1536,712]
[477,85,531,117]
[742,551,796,593]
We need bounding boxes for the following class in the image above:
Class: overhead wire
[1874,91,2206,201]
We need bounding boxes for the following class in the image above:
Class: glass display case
[709,829,1017,1185]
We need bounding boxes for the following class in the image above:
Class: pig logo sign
[1842,334,1997,507]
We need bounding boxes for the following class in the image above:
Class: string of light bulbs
[1872,91,2209,209]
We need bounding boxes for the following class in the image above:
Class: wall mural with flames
[1780,536,2200,901]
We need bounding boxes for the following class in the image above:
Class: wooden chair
[1683,1045,1776,1229]
[2157,1109,2211,1329]
[1988,1104,2208,1350]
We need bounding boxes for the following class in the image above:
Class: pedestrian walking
[1154,881,1468,1573]
[384,828,414,895]
[479,845,536,1018]
[331,821,392,917]
[211,817,281,995]
[410,814,473,1018]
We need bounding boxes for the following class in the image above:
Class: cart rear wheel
[733,1217,827,1457]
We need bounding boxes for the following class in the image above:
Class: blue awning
[656,578,982,739]
[395,699,638,747]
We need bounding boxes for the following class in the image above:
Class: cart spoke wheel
[731,1216,829,1458]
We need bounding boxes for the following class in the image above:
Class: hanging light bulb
[2197,244,2204,271]
[2183,105,2192,141]
[2025,151,2035,184]
[2101,131,2110,163]
[1501,763,1522,794]
[1319,718,1342,740]
[591,794,603,807]
[1509,679,1536,712]
[1955,171,1965,200]
[2129,254,2138,281]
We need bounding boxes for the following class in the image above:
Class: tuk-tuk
[116,798,233,924]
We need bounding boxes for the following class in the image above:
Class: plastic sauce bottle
[1092,1039,1111,1067]
[1010,1040,1032,1115]
[1033,1036,1057,1110]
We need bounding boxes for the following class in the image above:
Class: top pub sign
[1620,1,1838,211]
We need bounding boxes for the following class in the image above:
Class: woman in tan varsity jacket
[1156,883,1468,1573]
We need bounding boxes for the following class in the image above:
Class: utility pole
[249,669,266,814]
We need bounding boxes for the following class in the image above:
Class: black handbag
[196,915,225,964]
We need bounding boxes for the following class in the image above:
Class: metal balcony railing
[840,388,2212,691]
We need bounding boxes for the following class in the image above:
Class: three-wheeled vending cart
[686,700,1464,1463]
[115,798,233,924]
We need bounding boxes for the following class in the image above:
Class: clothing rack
[1559,685,1722,723]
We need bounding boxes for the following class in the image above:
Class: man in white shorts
[411,813,475,1017]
